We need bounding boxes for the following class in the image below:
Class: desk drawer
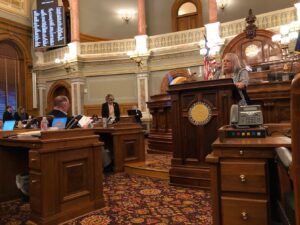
[29,151,40,170]
[221,160,267,193]
[29,173,42,213]
[221,196,268,225]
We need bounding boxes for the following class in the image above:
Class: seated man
[47,95,71,127]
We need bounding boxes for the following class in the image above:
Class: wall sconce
[55,53,76,73]
[118,9,135,24]
[216,0,227,11]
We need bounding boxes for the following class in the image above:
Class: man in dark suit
[47,96,70,127]
[3,105,14,122]
[48,95,70,117]
[101,94,120,123]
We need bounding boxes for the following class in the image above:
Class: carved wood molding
[222,29,281,66]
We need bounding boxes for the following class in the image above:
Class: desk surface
[213,136,291,148]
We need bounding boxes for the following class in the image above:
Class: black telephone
[230,104,263,127]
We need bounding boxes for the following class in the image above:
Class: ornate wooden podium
[168,79,235,188]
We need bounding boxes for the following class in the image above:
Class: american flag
[204,56,211,80]
[203,35,211,80]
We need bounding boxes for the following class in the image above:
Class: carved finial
[245,8,257,39]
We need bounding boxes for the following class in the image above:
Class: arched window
[172,0,203,32]
[178,2,197,16]
[0,41,23,119]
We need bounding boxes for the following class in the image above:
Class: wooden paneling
[248,81,291,123]
[94,121,145,173]
[84,102,137,116]
[0,17,33,114]
[147,94,173,154]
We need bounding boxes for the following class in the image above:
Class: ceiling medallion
[188,101,212,126]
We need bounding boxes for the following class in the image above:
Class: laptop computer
[127,109,137,116]
[51,117,67,129]
[2,120,16,131]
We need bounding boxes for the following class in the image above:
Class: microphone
[107,117,112,124]
[25,117,39,129]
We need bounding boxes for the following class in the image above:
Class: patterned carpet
[0,173,212,225]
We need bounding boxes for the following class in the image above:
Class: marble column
[208,0,218,23]
[71,78,85,115]
[70,0,80,42]
[138,0,146,35]
[37,82,46,116]
[136,73,150,117]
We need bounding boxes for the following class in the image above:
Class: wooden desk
[0,129,104,225]
[206,129,291,225]
[94,122,145,172]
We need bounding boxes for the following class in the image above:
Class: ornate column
[71,78,85,115]
[137,73,149,114]
[138,0,146,35]
[37,82,46,116]
[70,0,80,42]
[208,0,218,23]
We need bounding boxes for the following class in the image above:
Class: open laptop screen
[2,120,16,131]
[127,110,137,116]
[51,117,67,129]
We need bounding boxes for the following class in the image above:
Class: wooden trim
[0,17,33,114]
[84,103,137,116]
[171,0,203,32]
[222,29,276,56]
[80,33,112,42]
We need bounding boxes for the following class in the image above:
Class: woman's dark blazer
[101,102,120,122]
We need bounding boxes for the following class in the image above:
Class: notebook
[51,117,67,129]
[2,120,16,131]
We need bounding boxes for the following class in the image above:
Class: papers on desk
[16,130,41,138]
[78,116,92,128]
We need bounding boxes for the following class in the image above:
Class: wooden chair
[291,73,300,225]
[274,73,300,225]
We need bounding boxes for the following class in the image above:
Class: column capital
[137,72,149,78]
[37,82,46,89]
[70,77,85,84]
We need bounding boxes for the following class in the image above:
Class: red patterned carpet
[0,173,212,225]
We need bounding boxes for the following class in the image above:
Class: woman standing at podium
[221,53,250,105]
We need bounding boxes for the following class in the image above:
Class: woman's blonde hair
[105,94,114,101]
[221,53,242,74]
